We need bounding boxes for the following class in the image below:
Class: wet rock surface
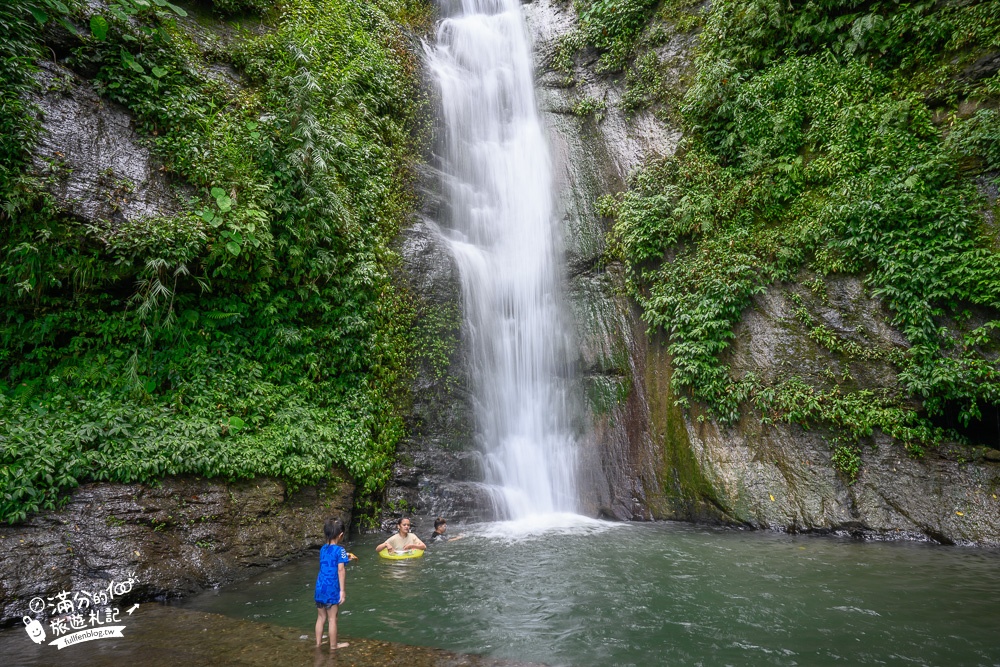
[528,0,682,178]
[0,476,354,625]
[389,215,481,526]
[683,413,1000,545]
[682,275,1000,545]
[28,59,187,226]
[0,603,545,667]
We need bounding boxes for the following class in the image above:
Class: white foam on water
[467,513,624,543]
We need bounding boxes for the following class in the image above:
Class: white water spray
[426,0,579,519]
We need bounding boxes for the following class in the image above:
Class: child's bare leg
[328,605,348,649]
[314,606,327,647]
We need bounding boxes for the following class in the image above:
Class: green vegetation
[590,0,1000,478]
[210,0,271,15]
[576,0,658,71]
[0,0,430,522]
[571,94,606,119]
[560,0,701,122]
[413,301,460,387]
[568,0,702,74]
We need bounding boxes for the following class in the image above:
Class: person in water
[375,517,426,554]
[314,518,351,650]
[429,517,464,543]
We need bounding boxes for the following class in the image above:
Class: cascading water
[426,0,579,519]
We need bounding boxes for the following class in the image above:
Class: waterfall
[426,0,579,519]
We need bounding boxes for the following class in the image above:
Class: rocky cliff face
[676,276,1000,545]
[523,0,1000,545]
[10,0,995,562]
[29,59,187,227]
[389,212,486,527]
[385,0,679,525]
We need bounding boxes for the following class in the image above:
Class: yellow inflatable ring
[378,549,425,560]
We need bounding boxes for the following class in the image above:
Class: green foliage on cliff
[576,0,658,71]
[569,0,701,74]
[0,0,426,522]
[601,0,1000,474]
[209,0,272,15]
[0,3,52,185]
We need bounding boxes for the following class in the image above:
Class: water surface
[182,518,1000,666]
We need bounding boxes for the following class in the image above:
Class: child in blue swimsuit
[314,518,351,649]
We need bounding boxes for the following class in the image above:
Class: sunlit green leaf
[90,15,109,41]
[164,2,188,17]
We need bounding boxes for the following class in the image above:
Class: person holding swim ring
[376,517,426,554]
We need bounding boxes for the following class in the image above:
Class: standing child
[314,518,351,650]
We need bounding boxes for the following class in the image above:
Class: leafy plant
[571,95,606,119]
[576,0,657,71]
[603,0,1000,464]
[0,0,426,524]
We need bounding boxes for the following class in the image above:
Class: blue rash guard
[315,544,351,606]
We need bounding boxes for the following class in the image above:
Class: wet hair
[324,518,345,542]
[434,517,447,529]
[396,517,411,527]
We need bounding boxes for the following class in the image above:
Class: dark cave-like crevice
[930,401,1000,450]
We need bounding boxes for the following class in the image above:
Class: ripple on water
[159,522,1000,666]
